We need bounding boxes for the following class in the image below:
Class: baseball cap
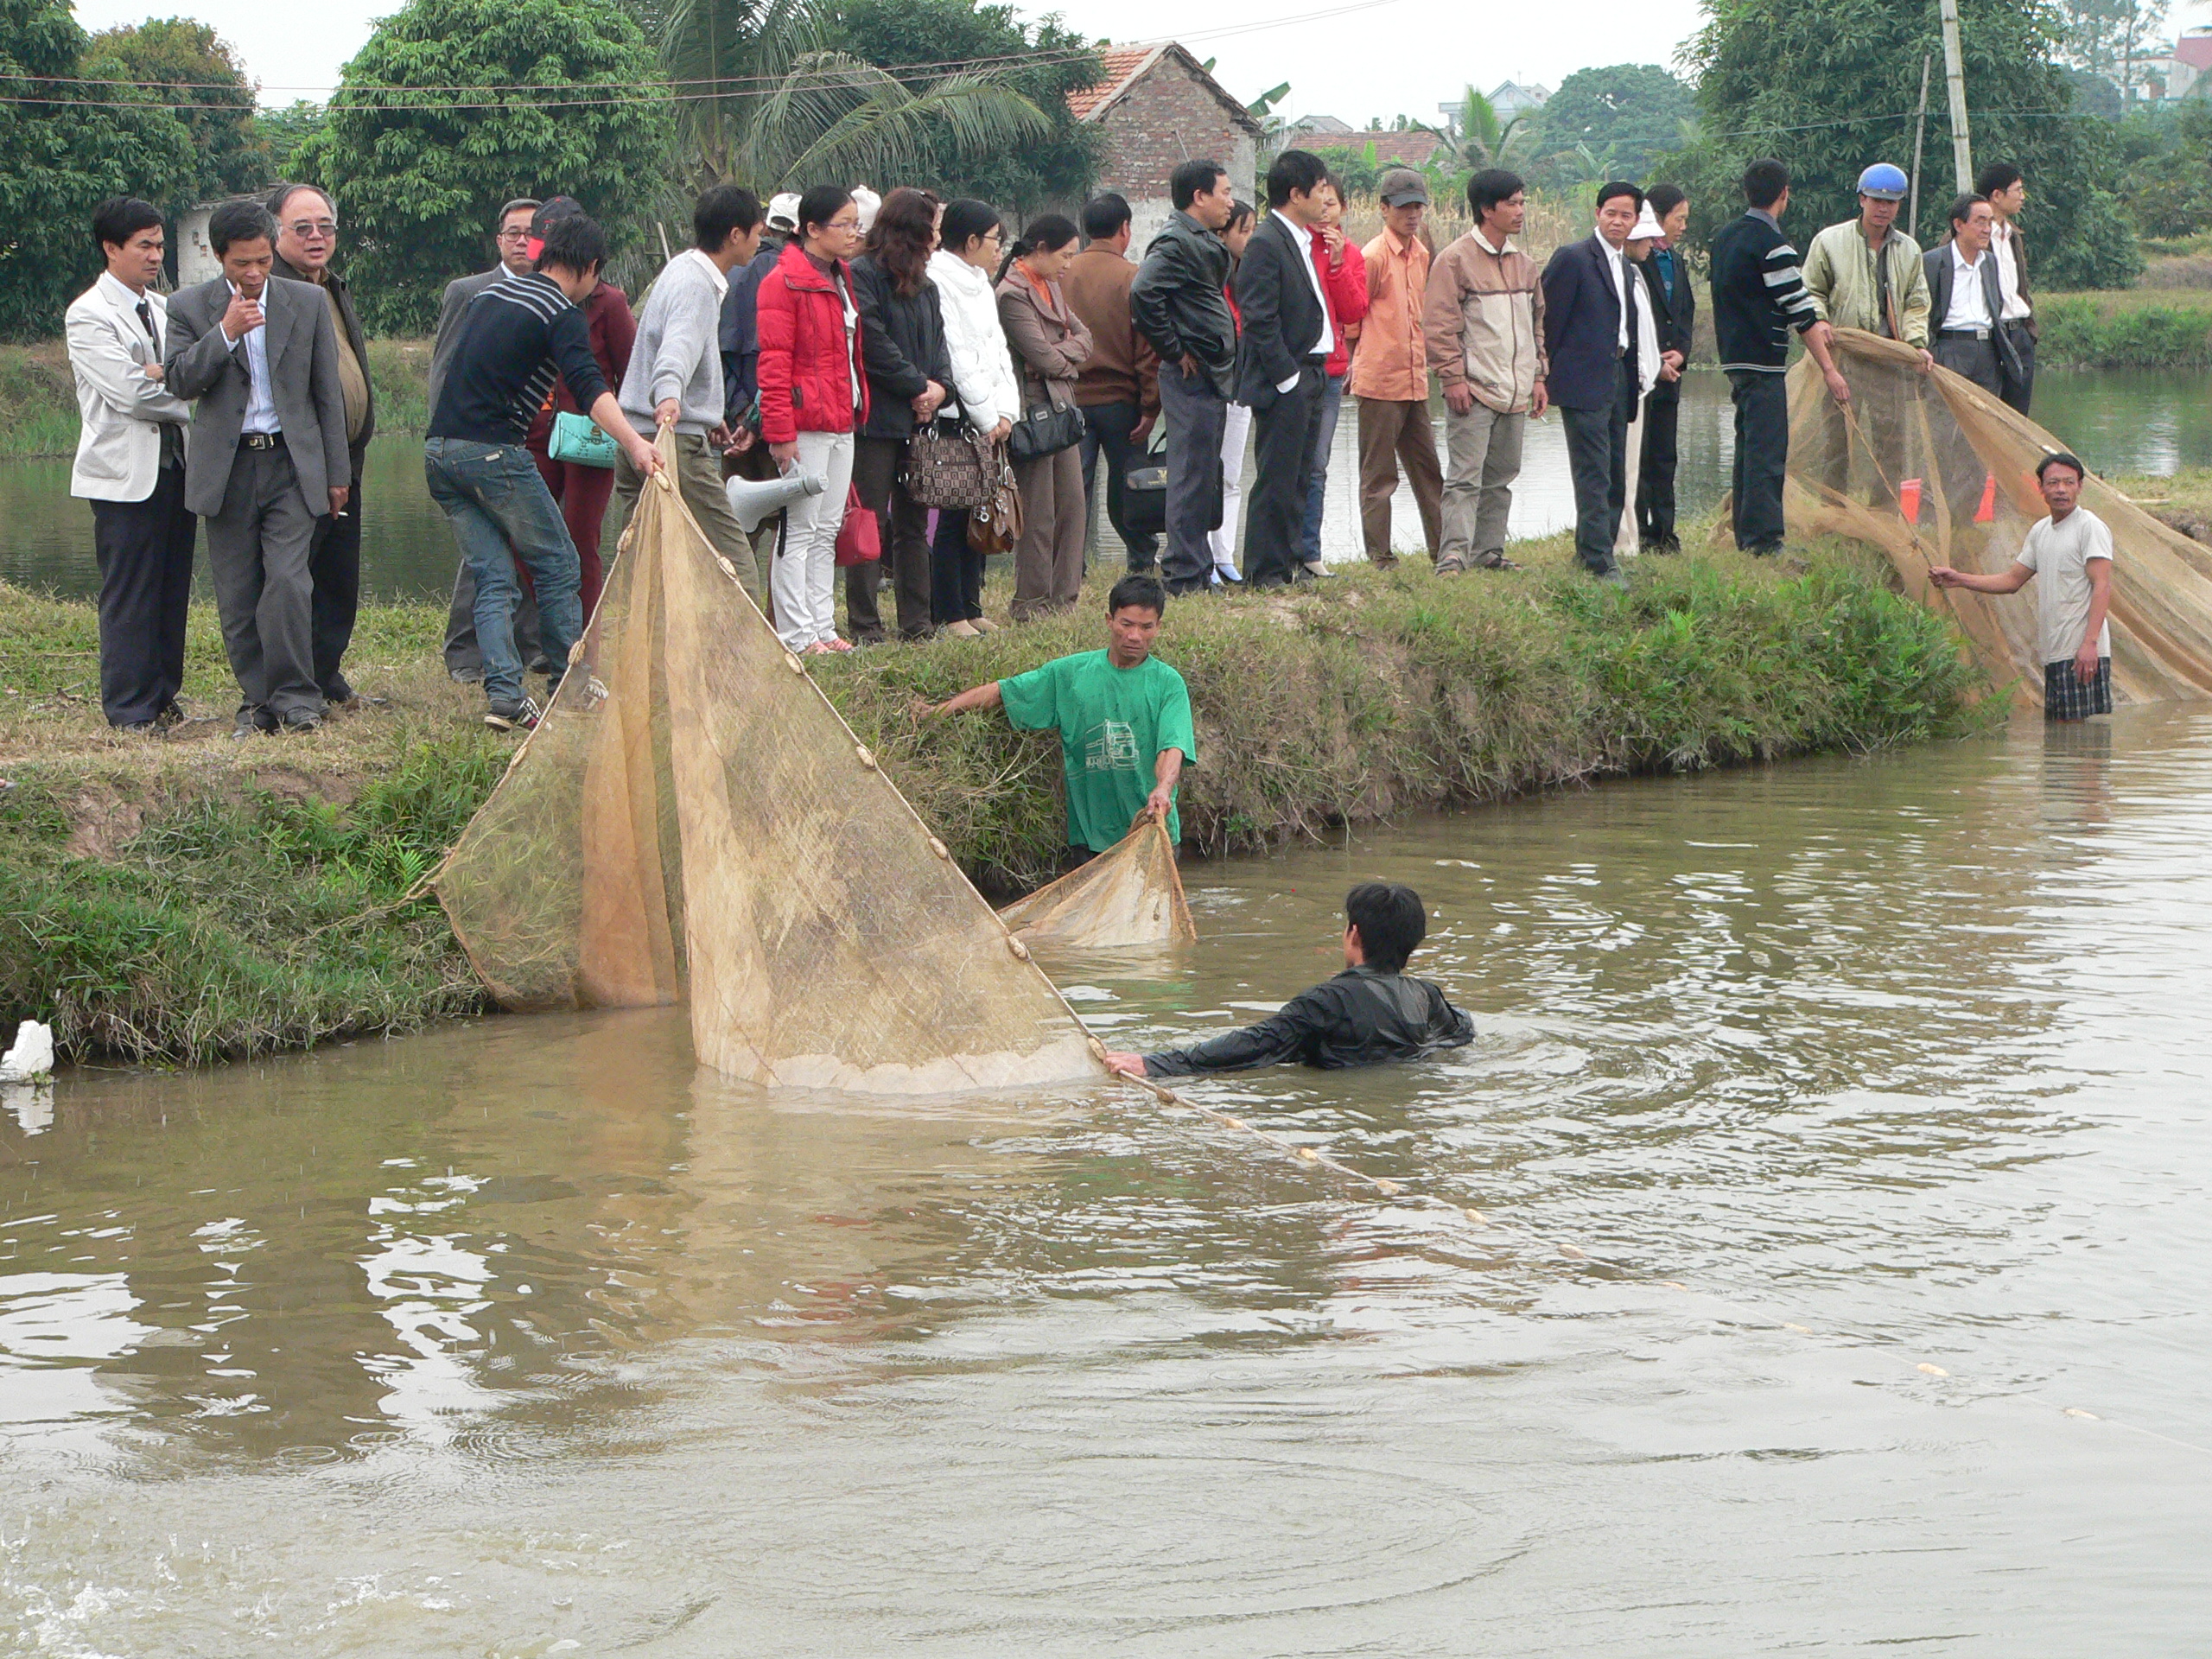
[766,192,802,233]
[1377,168,1431,208]
[526,195,583,260]
[1857,163,1910,201]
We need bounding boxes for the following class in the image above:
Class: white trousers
[771,430,855,649]
[1616,403,1644,561]
[1208,402,1253,574]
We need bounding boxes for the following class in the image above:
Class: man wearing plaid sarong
[1929,451,2113,721]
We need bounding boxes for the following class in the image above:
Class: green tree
[654,0,1055,198]
[81,18,264,211]
[1665,0,2141,289]
[257,100,329,181]
[2056,0,2167,89]
[1530,63,1695,187]
[2119,97,2212,238]
[0,0,197,339]
[308,0,667,333]
[832,0,1096,210]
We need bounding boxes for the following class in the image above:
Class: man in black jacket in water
[1105,882,1474,1078]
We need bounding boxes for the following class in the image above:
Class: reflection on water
[3,706,2210,1651]
[5,366,2207,601]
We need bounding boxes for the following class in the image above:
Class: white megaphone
[724,464,827,533]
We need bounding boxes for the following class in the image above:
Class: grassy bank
[0,532,1990,1067]
[0,336,431,459]
[2037,289,2212,368]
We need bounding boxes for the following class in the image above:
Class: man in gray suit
[435,196,542,680]
[166,197,351,734]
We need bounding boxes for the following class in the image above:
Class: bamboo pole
[1939,0,1974,192]
[1910,53,1932,236]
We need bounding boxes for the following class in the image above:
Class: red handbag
[833,486,880,568]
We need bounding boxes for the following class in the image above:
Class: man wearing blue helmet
[1802,163,1933,369]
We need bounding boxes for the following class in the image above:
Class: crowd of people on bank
[67,145,2063,737]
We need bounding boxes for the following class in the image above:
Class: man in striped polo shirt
[1708,157,1848,556]
[425,213,663,731]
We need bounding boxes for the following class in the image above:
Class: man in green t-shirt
[919,574,1197,856]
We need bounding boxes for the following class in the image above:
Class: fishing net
[999,817,1198,949]
[1781,327,2212,707]
[432,431,1103,1094]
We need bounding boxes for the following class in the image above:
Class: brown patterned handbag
[903,418,994,510]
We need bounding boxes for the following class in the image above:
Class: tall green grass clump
[2038,295,2212,368]
[0,739,502,1064]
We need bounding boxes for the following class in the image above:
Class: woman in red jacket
[1301,175,1370,575]
[757,184,868,653]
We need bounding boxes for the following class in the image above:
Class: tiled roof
[1065,45,1163,122]
[2174,31,2212,68]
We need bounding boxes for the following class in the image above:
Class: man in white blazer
[66,197,197,730]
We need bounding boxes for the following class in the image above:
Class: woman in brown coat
[995,215,1092,620]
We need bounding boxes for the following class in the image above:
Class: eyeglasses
[497,228,531,243]
[287,219,338,238]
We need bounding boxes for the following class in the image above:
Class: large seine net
[433,433,1103,1094]
[999,818,1198,950]
[1782,327,2212,707]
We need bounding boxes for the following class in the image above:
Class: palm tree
[1416,85,1534,175]
[656,0,1052,190]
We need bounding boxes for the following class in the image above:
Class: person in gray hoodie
[614,185,768,599]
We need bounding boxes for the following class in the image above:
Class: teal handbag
[548,410,619,469]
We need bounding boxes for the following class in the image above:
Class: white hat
[766,192,802,233]
[851,186,881,235]
[1629,202,1666,242]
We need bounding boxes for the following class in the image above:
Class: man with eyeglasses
[435,198,543,683]
[268,181,375,708]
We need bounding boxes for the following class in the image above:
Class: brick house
[1066,43,1264,247]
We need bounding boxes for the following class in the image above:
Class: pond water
[3,366,2207,601]
[4,703,2209,1653]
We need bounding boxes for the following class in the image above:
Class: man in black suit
[1636,185,1695,552]
[1541,181,1644,585]
[1232,149,1334,589]
[1923,194,2022,397]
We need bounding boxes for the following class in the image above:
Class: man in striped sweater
[1709,157,1848,555]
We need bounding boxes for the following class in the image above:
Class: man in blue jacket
[1541,181,1645,586]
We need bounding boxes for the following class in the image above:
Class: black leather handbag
[1122,426,1168,539]
[1006,397,1085,464]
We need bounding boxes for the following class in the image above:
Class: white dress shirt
[222,280,281,435]
[1989,220,2031,321]
[1598,235,1630,351]
[683,245,730,299]
[1944,245,1993,332]
[1274,215,1335,393]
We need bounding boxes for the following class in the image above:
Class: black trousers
[930,506,983,625]
[309,469,362,696]
[1078,400,1158,570]
[1727,368,1789,553]
[1999,320,2036,414]
[1636,385,1681,550]
[1560,359,1631,574]
[90,463,196,727]
[849,434,933,640]
[1241,362,1323,588]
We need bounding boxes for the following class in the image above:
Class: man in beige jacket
[1423,169,1548,573]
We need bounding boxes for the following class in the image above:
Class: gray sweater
[618,250,727,436]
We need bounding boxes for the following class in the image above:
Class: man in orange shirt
[1348,168,1444,566]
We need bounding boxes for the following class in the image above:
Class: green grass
[2037,290,2212,367]
[0,536,1993,1066]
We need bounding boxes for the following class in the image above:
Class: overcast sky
[67,0,1712,122]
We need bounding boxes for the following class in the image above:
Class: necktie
[135,299,156,340]
[136,298,181,469]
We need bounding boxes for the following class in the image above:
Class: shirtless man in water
[1106,881,1474,1078]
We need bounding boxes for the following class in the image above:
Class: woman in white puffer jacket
[927,199,1020,636]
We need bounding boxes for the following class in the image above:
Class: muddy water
[4,707,2210,1653]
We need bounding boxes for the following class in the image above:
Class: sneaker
[485,696,542,732]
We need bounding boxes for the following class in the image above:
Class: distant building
[1285,113,1355,143]
[1485,80,1552,119]
[2152,27,2212,100]
[1067,42,1264,248]
[1299,127,1451,168]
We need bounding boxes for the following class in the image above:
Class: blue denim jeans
[424,436,582,704]
[1300,371,1345,563]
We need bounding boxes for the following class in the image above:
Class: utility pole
[1910,52,1932,236]
[1938,0,1974,192]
